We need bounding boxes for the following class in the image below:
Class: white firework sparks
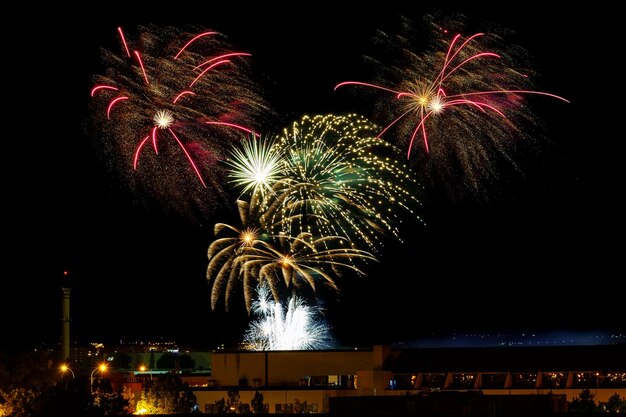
[153,109,174,129]
[227,136,284,197]
[243,284,332,351]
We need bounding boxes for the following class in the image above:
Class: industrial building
[182,344,626,413]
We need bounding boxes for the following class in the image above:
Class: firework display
[228,114,422,252]
[335,17,568,197]
[89,25,269,218]
[243,283,332,351]
[226,136,284,199]
[207,114,423,313]
[86,16,568,351]
[207,198,376,313]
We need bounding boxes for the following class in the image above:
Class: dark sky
[4,3,621,351]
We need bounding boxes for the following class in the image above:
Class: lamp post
[60,364,75,379]
[139,365,153,381]
[90,363,108,392]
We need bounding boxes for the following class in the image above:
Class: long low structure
[189,345,626,413]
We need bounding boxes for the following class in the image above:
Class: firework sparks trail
[335,32,568,158]
[334,18,569,198]
[89,24,269,217]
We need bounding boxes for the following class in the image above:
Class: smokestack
[61,271,71,361]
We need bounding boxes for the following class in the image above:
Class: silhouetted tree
[155,353,196,371]
[149,351,156,369]
[135,373,197,414]
[35,379,92,417]
[293,398,308,413]
[215,397,227,413]
[251,390,264,413]
[226,388,242,413]
[92,386,132,415]
[606,393,626,413]
[180,388,200,413]
[568,389,598,413]
[179,354,196,370]
[0,350,56,390]
[156,352,177,369]
[110,352,133,369]
[0,388,39,417]
[91,377,113,394]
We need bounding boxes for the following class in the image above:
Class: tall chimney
[61,271,71,361]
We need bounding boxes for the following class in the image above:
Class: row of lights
[60,363,155,386]
[59,363,108,392]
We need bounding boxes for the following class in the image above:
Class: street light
[90,363,108,392]
[59,364,75,379]
[139,365,152,380]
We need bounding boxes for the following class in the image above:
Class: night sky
[4,3,621,351]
